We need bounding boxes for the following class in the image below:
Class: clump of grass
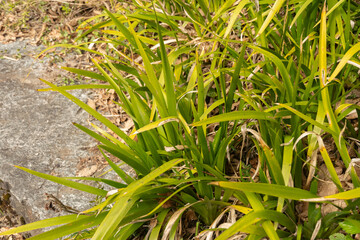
[1,0,360,239]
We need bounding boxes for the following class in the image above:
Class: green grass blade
[72,123,120,150]
[81,194,118,214]
[313,0,346,28]
[146,183,195,218]
[99,145,149,175]
[28,212,107,240]
[244,192,279,240]
[223,0,250,38]
[61,67,107,81]
[215,210,295,240]
[129,22,168,115]
[192,111,273,126]
[63,177,126,189]
[277,103,335,135]
[319,2,328,88]
[289,0,313,28]
[99,149,134,184]
[89,122,131,150]
[149,209,170,240]
[207,0,236,29]
[91,58,129,105]
[156,13,177,117]
[256,0,286,37]
[317,137,343,191]
[248,45,293,101]
[15,166,107,196]
[121,158,184,197]
[92,196,136,239]
[303,187,360,201]
[211,182,317,200]
[132,116,179,135]
[103,9,137,48]
[200,99,225,120]
[37,43,108,59]
[93,158,184,239]
[328,42,360,82]
[38,84,111,92]
[0,214,88,235]
[114,222,144,240]
[282,135,293,186]
[325,188,360,200]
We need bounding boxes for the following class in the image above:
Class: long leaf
[256,0,286,37]
[93,158,184,239]
[328,42,360,82]
[91,195,136,239]
[289,0,313,28]
[223,0,250,38]
[38,84,111,92]
[211,182,317,200]
[156,12,177,117]
[248,45,293,101]
[277,103,335,135]
[99,148,134,184]
[132,116,179,135]
[104,9,137,47]
[15,166,107,196]
[303,188,360,201]
[215,210,295,240]
[99,145,149,175]
[192,111,273,126]
[28,212,107,240]
[0,214,88,235]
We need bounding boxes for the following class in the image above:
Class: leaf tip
[131,131,138,136]
[209,181,220,186]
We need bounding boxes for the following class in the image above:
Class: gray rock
[0,41,102,227]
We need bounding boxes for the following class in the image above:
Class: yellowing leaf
[257,0,286,37]
[132,116,179,135]
[329,42,360,82]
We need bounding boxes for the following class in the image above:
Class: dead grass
[0,0,112,44]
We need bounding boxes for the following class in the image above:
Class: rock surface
[0,41,99,230]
